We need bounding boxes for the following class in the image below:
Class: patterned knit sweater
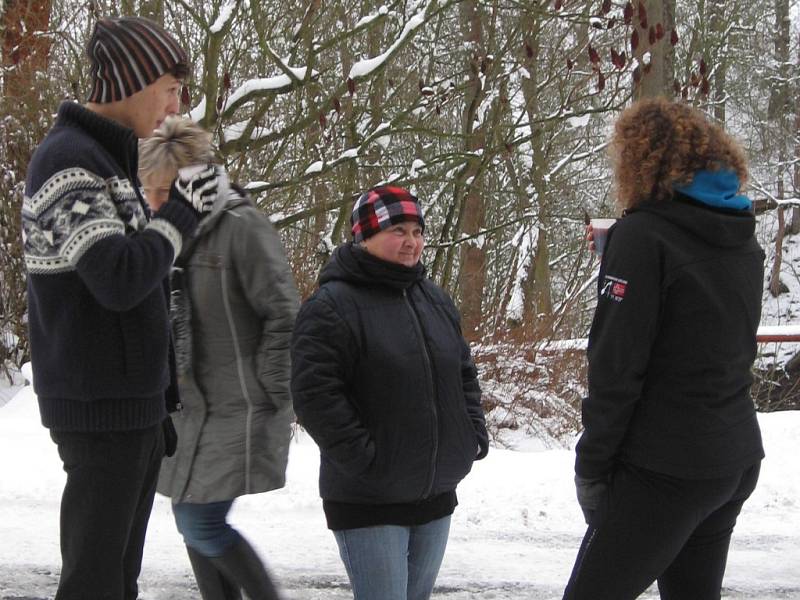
[22,101,197,431]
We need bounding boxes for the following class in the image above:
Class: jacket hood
[631,193,756,249]
[319,242,425,290]
[673,169,751,211]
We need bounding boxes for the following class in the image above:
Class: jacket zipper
[221,267,253,493]
[403,288,439,500]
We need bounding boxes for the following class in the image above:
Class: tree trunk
[519,17,553,333]
[1,0,52,97]
[632,0,675,99]
[455,0,487,340]
[329,2,358,245]
[136,0,164,23]
[769,191,786,298]
[709,0,727,122]
[767,0,790,119]
[0,0,54,368]
[788,30,800,236]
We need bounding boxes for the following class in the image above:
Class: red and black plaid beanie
[87,17,188,103]
[351,186,426,243]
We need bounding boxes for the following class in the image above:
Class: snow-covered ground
[1,371,799,599]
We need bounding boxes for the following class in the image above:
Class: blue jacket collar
[674,169,751,211]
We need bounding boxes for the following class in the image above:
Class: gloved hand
[476,435,489,460]
[162,415,178,457]
[574,474,608,525]
[170,164,219,215]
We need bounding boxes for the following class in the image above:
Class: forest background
[2,0,799,447]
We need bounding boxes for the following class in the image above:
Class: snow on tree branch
[222,66,317,114]
[348,0,436,81]
[210,0,238,34]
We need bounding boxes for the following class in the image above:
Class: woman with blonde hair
[139,116,299,600]
[565,98,765,599]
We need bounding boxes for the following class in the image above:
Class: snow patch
[348,6,429,79]
[304,160,323,176]
[566,114,591,128]
[0,371,797,596]
[355,5,390,28]
[210,1,236,33]
[226,67,313,108]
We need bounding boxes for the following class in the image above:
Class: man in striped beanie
[86,16,189,137]
[22,15,203,600]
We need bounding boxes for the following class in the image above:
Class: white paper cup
[590,218,617,256]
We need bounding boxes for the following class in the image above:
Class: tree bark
[788,29,800,235]
[769,190,786,298]
[455,0,488,340]
[767,0,790,119]
[2,0,52,97]
[1,0,53,369]
[519,16,553,331]
[136,0,164,23]
[632,0,675,99]
[709,0,727,122]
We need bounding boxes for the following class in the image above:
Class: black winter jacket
[576,195,765,481]
[291,243,488,505]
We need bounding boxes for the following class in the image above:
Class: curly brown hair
[609,98,748,211]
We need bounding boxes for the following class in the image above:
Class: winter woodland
[1,1,800,597]
[1,0,800,458]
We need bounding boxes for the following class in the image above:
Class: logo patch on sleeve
[600,275,628,303]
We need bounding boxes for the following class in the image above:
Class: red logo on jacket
[601,275,628,303]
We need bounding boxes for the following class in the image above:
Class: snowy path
[1,381,799,599]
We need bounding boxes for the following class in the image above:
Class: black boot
[186,545,243,600]
[210,535,282,600]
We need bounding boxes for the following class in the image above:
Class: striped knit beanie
[351,186,425,243]
[87,17,188,103]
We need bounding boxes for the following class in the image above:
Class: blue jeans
[333,515,451,600]
[172,500,240,558]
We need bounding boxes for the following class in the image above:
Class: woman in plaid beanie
[291,186,489,600]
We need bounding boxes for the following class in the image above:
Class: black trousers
[50,424,165,600]
[563,461,760,600]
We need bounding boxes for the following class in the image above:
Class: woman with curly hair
[564,98,765,599]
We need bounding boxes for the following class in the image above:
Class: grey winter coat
[158,172,299,504]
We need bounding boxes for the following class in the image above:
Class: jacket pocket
[436,405,477,490]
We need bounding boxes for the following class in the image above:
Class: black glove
[476,435,489,460]
[574,474,608,525]
[162,415,178,457]
[170,164,219,215]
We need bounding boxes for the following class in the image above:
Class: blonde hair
[138,116,214,178]
[609,98,748,211]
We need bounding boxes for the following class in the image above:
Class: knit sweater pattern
[22,101,197,431]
